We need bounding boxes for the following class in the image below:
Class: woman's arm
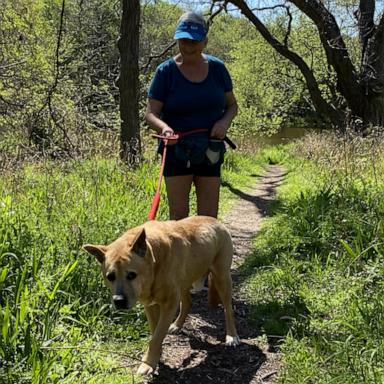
[210,91,238,139]
[145,98,174,136]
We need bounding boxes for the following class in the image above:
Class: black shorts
[162,146,222,177]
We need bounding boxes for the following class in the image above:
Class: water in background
[260,126,322,145]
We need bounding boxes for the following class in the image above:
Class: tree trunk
[361,12,384,127]
[118,0,141,164]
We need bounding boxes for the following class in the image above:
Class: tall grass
[243,133,384,383]
[0,141,262,383]
[0,157,153,383]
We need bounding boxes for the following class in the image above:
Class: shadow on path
[149,294,267,384]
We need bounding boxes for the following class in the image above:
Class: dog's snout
[113,294,128,309]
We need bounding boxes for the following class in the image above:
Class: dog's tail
[208,273,221,307]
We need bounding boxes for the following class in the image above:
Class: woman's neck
[175,53,205,66]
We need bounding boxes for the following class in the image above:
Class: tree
[212,0,384,130]
[118,0,141,164]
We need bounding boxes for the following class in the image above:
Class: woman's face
[177,38,207,57]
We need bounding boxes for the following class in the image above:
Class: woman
[145,11,238,220]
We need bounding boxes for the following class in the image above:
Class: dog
[83,215,240,375]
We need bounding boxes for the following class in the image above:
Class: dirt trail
[148,165,286,384]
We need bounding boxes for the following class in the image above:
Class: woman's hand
[146,99,177,145]
[211,119,229,140]
[161,126,178,145]
[211,92,237,140]
[161,126,175,137]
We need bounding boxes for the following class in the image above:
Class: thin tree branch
[140,41,176,72]
[284,6,293,48]
[0,60,28,71]
[251,4,286,12]
[207,0,228,29]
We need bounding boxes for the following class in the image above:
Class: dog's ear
[83,244,107,264]
[131,228,147,258]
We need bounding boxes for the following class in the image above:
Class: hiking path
[147,165,286,384]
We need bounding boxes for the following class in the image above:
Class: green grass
[242,139,384,383]
[5,133,383,383]
[0,146,263,383]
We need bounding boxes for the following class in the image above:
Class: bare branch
[0,94,25,109]
[287,0,362,112]
[0,60,28,71]
[284,6,293,48]
[140,41,176,72]
[250,4,289,12]
[207,0,228,29]
[226,0,342,125]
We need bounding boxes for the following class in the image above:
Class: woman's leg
[165,175,194,220]
[194,176,221,218]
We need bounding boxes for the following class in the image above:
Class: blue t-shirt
[148,55,232,133]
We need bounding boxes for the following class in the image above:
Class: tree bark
[118,0,141,164]
[356,0,375,66]
[353,3,384,126]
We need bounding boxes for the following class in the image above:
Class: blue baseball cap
[174,13,207,42]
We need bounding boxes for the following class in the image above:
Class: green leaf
[340,239,357,258]
[2,301,10,343]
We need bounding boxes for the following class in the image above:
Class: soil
[145,165,286,384]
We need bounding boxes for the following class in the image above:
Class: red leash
[147,129,237,221]
[147,135,174,220]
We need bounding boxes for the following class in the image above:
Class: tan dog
[83,216,240,375]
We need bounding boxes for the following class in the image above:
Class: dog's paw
[137,362,154,376]
[168,323,182,334]
[225,335,240,347]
